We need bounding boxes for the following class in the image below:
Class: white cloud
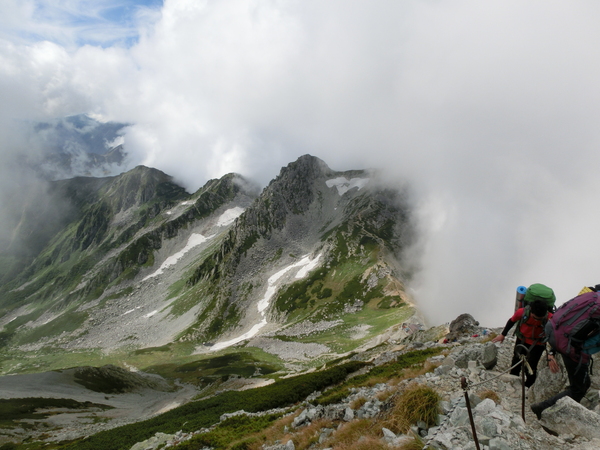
[3,1,600,326]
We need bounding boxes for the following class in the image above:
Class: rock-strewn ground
[126,326,600,450]
[7,319,600,449]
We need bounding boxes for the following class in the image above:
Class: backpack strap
[515,306,548,342]
[514,305,530,340]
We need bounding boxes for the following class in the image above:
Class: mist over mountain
[3,154,599,450]
[27,114,130,180]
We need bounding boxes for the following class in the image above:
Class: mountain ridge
[0,154,421,387]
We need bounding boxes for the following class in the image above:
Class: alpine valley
[0,154,432,443]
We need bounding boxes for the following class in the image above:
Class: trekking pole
[521,358,525,422]
[461,377,481,450]
[518,347,534,423]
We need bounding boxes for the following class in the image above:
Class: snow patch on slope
[210,253,322,352]
[143,233,213,281]
[326,177,369,196]
[216,207,245,227]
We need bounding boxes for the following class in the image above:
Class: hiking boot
[530,392,570,420]
[530,402,545,420]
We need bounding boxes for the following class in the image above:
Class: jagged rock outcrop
[445,313,480,341]
[183,154,415,342]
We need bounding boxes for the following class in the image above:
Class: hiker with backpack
[530,286,600,419]
[492,284,556,388]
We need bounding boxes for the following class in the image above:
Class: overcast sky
[2,0,600,326]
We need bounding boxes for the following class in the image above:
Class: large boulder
[528,358,567,404]
[480,342,498,370]
[541,396,600,439]
[449,342,497,370]
[445,314,479,342]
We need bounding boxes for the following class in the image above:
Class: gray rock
[479,416,499,437]
[481,342,498,369]
[541,396,600,439]
[343,407,354,421]
[474,398,496,415]
[318,428,334,443]
[446,313,479,342]
[439,401,452,414]
[489,437,512,450]
[581,388,600,410]
[528,359,567,404]
[449,406,469,427]
[382,427,396,440]
[130,432,173,450]
[292,409,308,428]
[579,438,600,450]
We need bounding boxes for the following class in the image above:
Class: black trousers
[534,353,591,412]
[510,338,545,387]
[559,353,591,403]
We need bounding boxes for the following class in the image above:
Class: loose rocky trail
[254,332,600,449]
[418,334,580,449]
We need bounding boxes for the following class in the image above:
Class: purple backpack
[545,291,600,365]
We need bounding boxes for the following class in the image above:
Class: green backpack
[523,283,556,312]
[514,283,556,341]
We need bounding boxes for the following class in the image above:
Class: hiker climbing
[530,285,600,419]
[492,283,555,388]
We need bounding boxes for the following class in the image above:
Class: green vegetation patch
[149,352,280,385]
[316,348,442,406]
[274,266,328,313]
[18,311,88,345]
[167,287,204,317]
[288,305,414,355]
[175,413,281,450]
[133,344,172,355]
[377,295,405,309]
[60,361,366,450]
[0,398,112,428]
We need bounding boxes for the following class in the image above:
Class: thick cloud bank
[2,0,600,325]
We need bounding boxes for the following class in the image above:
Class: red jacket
[510,307,553,345]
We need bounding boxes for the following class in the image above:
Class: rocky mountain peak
[101,165,187,212]
[273,154,333,184]
[258,154,334,220]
